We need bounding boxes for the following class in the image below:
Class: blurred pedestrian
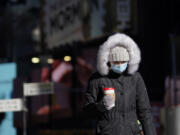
[83,33,156,135]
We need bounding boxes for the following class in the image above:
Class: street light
[64,56,71,62]
[31,57,40,64]
[47,58,54,64]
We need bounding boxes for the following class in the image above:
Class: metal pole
[23,96,27,135]
[169,34,177,105]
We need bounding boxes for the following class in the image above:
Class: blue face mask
[110,62,128,74]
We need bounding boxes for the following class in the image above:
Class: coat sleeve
[136,73,157,135]
[83,74,106,118]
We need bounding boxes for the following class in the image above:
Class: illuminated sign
[23,82,54,96]
[0,99,24,112]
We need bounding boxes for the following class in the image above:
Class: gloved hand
[103,94,115,110]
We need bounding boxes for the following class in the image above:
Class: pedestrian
[83,33,157,135]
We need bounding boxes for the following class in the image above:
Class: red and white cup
[103,87,115,100]
[103,87,115,108]
[103,87,115,95]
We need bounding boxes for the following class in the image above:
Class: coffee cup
[103,87,115,100]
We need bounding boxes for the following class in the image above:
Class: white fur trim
[97,33,141,75]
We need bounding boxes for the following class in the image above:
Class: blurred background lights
[64,56,72,62]
[31,57,40,64]
[47,58,54,64]
[32,27,41,42]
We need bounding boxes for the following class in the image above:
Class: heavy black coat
[83,70,157,135]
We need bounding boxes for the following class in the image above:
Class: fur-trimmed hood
[97,33,141,76]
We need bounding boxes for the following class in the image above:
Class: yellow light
[31,57,40,64]
[47,58,54,64]
[64,56,71,62]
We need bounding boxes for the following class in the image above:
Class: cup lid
[103,87,115,91]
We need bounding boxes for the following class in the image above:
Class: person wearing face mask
[83,33,157,135]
